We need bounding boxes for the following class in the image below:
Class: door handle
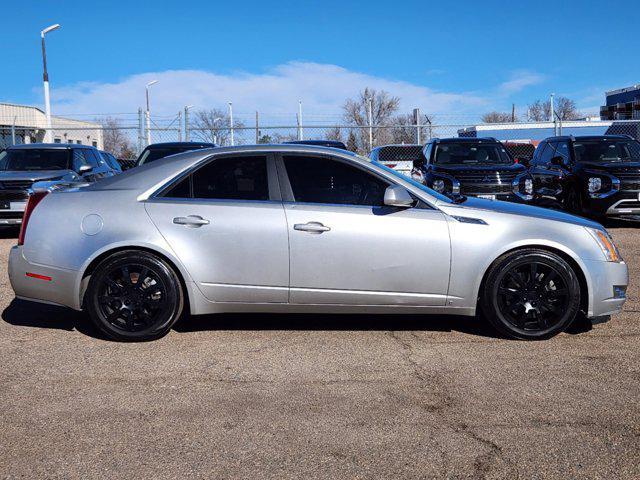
[173,215,210,227]
[294,222,331,233]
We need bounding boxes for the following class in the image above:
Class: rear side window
[163,155,269,201]
[283,155,388,206]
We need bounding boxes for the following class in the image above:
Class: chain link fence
[3,105,640,168]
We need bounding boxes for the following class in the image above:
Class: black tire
[481,249,581,340]
[564,186,583,215]
[85,250,184,341]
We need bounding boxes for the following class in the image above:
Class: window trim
[275,152,393,207]
[152,152,280,203]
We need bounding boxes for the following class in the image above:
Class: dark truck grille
[0,180,33,202]
[454,170,518,195]
[609,168,640,191]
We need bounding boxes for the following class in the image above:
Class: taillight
[18,191,48,246]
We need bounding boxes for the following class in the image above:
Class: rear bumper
[8,245,81,310]
[585,258,628,317]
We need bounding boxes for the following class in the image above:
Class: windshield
[365,157,452,203]
[0,149,71,171]
[434,143,512,165]
[574,139,640,163]
[100,152,122,171]
[137,146,203,165]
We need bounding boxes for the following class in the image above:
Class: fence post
[184,105,191,142]
[11,116,16,146]
[414,108,421,145]
[255,111,259,143]
[368,97,373,150]
[177,111,182,142]
[228,102,234,146]
[137,108,144,153]
[297,100,303,141]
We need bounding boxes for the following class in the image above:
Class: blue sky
[3,0,639,119]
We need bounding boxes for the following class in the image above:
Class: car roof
[8,143,95,150]
[372,144,422,149]
[544,135,633,142]
[143,142,217,149]
[434,137,500,144]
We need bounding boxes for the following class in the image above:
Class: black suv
[529,135,640,218]
[136,142,216,167]
[411,137,533,202]
[0,143,119,225]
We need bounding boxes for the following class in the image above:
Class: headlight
[524,178,533,195]
[588,177,602,193]
[432,179,446,193]
[586,227,622,262]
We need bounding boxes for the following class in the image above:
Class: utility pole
[41,24,60,143]
[368,97,373,150]
[228,102,234,146]
[145,80,158,146]
[177,110,182,141]
[511,103,515,122]
[413,108,421,144]
[550,93,555,134]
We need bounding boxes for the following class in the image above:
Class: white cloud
[49,62,544,120]
[498,70,546,95]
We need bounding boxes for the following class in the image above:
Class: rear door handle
[293,221,331,233]
[173,215,210,227]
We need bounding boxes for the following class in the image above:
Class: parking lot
[0,222,638,479]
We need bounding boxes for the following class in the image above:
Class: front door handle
[173,215,210,227]
[294,221,331,233]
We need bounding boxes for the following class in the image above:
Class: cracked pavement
[1,223,639,479]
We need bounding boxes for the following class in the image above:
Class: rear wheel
[481,249,581,340]
[85,250,184,341]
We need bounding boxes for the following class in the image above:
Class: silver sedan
[8,145,628,341]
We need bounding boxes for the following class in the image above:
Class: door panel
[146,200,289,303]
[284,203,451,306]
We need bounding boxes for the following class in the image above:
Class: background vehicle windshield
[434,143,512,165]
[0,149,70,171]
[138,146,202,165]
[574,139,640,163]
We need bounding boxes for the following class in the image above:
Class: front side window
[283,155,388,206]
[0,149,70,171]
[573,139,640,163]
[554,141,571,164]
[163,155,269,201]
[536,143,556,167]
[433,143,512,165]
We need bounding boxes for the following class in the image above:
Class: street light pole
[41,24,60,143]
[145,80,158,146]
[184,105,194,141]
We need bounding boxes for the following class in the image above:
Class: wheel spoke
[529,263,538,286]
[121,266,132,285]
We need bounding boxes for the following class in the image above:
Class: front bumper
[8,245,81,310]
[0,201,26,225]
[584,190,640,217]
[584,258,628,317]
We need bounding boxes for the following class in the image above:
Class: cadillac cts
[9,145,627,341]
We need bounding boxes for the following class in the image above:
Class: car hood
[579,161,640,172]
[436,196,602,229]
[0,170,70,182]
[432,163,526,174]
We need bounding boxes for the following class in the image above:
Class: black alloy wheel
[482,249,581,340]
[86,250,183,341]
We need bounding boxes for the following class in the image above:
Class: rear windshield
[137,146,204,165]
[0,149,71,171]
[433,143,513,165]
[574,139,640,163]
[375,146,424,162]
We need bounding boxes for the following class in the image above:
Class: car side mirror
[413,156,425,169]
[384,185,415,208]
[78,165,93,174]
[515,156,530,167]
[550,156,564,167]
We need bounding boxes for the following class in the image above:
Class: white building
[0,102,103,149]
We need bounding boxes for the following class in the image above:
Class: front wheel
[481,249,581,340]
[85,250,184,341]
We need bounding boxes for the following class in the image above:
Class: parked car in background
[9,145,626,342]
[529,135,640,218]
[0,143,119,226]
[370,144,424,176]
[136,142,216,166]
[99,150,123,173]
[411,137,533,202]
[284,140,348,150]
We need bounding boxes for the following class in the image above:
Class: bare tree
[481,111,514,123]
[324,127,343,143]
[99,117,136,158]
[527,97,581,121]
[191,108,245,146]
[390,113,434,144]
[343,88,400,152]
